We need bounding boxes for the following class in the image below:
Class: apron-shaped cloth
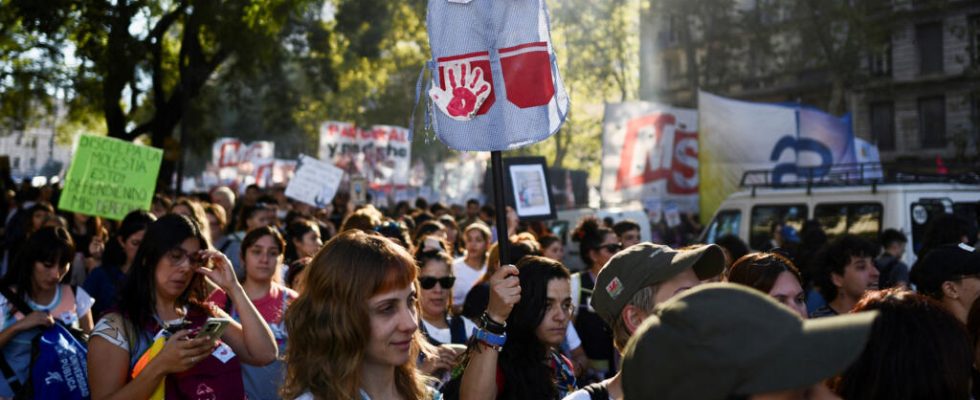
[423,0,569,151]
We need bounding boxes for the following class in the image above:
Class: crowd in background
[0,179,979,399]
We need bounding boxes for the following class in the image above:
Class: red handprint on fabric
[430,61,491,121]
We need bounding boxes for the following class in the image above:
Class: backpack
[0,285,90,400]
[419,0,569,151]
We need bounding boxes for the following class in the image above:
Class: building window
[918,96,946,148]
[970,15,980,66]
[664,14,679,46]
[869,42,891,77]
[12,158,19,169]
[870,101,895,150]
[916,22,943,75]
[971,92,980,146]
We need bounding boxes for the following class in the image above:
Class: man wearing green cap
[621,283,877,400]
[563,242,725,400]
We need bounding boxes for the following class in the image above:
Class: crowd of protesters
[1,178,980,399]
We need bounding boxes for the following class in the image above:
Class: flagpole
[491,151,510,264]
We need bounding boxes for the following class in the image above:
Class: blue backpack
[0,286,90,400]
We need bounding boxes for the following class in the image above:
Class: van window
[750,205,807,250]
[814,203,883,242]
[954,202,979,237]
[910,199,953,255]
[704,210,741,244]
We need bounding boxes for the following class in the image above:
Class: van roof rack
[739,162,980,190]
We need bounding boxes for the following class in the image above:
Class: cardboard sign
[284,155,344,207]
[59,135,162,220]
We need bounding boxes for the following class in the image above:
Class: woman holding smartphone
[282,230,441,400]
[87,214,277,400]
[209,226,298,400]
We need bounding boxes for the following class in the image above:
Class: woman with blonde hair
[282,230,440,400]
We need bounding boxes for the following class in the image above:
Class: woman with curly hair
[569,216,620,381]
[281,230,440,400]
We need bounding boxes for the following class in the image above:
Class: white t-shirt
[565,323,581,350]
[421,317,477,344]
[562,388,614,400]
[451,257,486,306]
[0,284,95,330]
[562,379,615,400]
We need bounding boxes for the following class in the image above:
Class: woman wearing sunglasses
[569,217,621,383]
[417,249,475,347]
[415,245,473,383]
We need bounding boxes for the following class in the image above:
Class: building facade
[641,0,980,163]
[0,116,73,181]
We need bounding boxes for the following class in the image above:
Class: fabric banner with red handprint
[423,0,569,152]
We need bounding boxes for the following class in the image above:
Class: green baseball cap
[621,283,878,400]
[590,242,724,326]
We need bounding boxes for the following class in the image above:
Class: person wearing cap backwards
[562,242,725,400]
[621,283,877,400]
[909,243,980,323]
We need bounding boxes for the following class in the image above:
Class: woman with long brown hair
[281,230,439,400]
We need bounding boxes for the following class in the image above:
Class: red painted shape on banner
[615,114,698,195]
[615,113,674,190]
[668,129,698,195]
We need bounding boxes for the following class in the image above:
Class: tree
[521,0,640,179]
[1,0,415,187]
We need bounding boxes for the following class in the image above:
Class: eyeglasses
[599,243,623,253]
[418,276,456,290]
[167,248,205,268]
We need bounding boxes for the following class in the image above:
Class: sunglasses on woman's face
[418,276,456,290]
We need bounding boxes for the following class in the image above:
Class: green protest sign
[58,135,163,221]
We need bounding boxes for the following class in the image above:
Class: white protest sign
[285,155,344,207]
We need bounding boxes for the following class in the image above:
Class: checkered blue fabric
[422,0,569,151]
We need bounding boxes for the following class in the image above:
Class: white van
[700,176,980,265]
[547,203,652,272]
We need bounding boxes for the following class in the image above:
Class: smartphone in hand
[194,317,233,342]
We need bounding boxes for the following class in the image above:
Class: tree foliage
[510,0,641,181]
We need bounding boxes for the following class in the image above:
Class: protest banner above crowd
[317,122,412,190]
[600,102,699,214]
[699,91,860,222]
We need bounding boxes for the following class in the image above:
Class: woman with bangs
[282,230,441,400]
[0,226,94,398]
[415,246,472,386]
[209,225,298,400]
[727,252,808,318]
[87,214,277,400]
